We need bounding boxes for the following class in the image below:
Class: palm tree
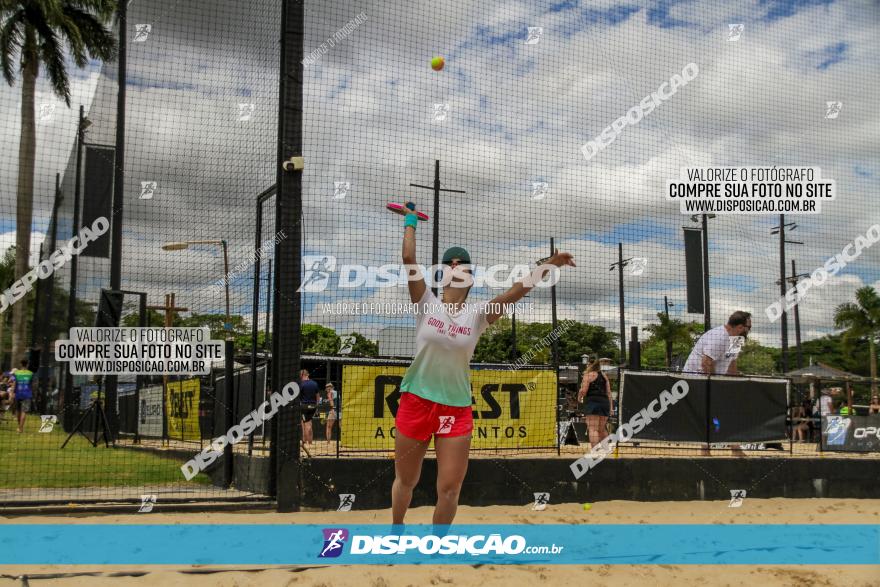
[1,0,117,365]
[644,312,696,369]
[834,286,880,394]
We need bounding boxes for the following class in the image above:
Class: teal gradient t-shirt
[13,369,34,399]
[400,289,491,407]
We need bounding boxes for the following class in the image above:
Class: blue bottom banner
[1,524,878,565]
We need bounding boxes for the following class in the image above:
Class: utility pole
[146,293,188,328]
[778,214,788,372]
[609,243,632,364]
[409,160,466,297]
[791,260,804,369]
[783,259,809,370]
[772,217,801,373]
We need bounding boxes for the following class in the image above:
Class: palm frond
[26,8,71,105]
[0,8,26,85]
[62,4,116,63]
[3,1,117,100]
[834,302,867,331]
[64,0,117,22]
[49,6,87,67]
[855,286,880,322]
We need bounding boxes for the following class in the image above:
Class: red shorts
[395,392,473,441]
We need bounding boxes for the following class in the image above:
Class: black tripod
[61,381,113,448]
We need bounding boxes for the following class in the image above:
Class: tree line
[3,244,878,400]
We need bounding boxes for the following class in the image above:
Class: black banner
[709,376,788,443]
[621,372,788,443]
[117,382,138,434]
[621,372,705,442]
[94,289,123,327]
[683,227,704,314]
[81,146,115,258]
[213,366,268,439]
[212,375,227,439]
[822,415,880,453]
[235,365,268,423]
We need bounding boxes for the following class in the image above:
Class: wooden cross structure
[146,293,188,327]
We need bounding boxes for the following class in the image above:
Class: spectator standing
[324,382,339,441]
[818,388,834,417]
[578,359,613,448]
[298,369,320,445]
[11,359,34,433]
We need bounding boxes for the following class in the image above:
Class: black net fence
[1,1,877,507]
[296,1,879,467]
[1,0,283,506]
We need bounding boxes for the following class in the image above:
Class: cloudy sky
[1,0,879,355]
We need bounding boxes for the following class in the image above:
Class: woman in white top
[324,383,338,440]
[392,201,575,526]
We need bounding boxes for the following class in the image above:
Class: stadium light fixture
[161,239,231,338]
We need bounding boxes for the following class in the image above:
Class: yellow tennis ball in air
[431,56,445,71]
[582,503,592,511]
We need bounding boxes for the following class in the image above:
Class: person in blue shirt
[12,359,34,433]
[298,369,320,445]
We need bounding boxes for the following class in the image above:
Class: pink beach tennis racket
[387,201,429,221]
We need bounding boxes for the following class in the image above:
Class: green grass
[0,413,211,489]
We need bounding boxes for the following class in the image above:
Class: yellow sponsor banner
[165,378,200,441]
[341,365,556,450]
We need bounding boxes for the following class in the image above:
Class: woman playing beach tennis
[391,201,575,525]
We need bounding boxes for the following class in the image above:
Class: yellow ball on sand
[582,503,592,511]
[431,56,445,71]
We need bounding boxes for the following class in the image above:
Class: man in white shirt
[683,311,752,375]
[818,387,844,416]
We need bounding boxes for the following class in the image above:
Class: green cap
[442,246,471,264]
